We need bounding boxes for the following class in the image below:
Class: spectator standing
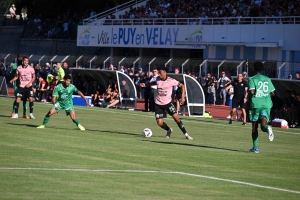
[217,71,231,105]
[150,68,158,112]
[141,71,152,112]
[21,6,28,22]
[63,61,71,76]
[9,4,16,25]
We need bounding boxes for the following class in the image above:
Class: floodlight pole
[38,55,45,66]
[50,55,57,66]
[76,55,83,68]
[132,57,140,74]
[277,62,286,78]
[199,59,207,77]
[103,56,111,69]
[181,59,189,74]
[148,57,156,72]
[164,58,172,72]
[89,56,97,68]
[61,55,70,63]
[118,57,126,70]
[217,60,226,79]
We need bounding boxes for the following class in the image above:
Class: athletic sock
[252,131,258,149]
[73,119,80,126]
[177,120,187,134]
[15,102,19,114]
[262,125,269,133]
[29,102,34,113]
[42,116,50,126]
[23,101,28,115]
[160,122,170,131]
[12,100,16,113]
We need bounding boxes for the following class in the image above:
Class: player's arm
[77,90,89,106]
[178,82,186,105]
[224,84,232,92]
[9,71,19,84]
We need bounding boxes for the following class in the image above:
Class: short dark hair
[253,61,264,72]
[157,66,167,72]
[64,74,72,80]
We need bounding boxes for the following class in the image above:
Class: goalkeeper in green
[248,61,275,153]
[37,74,88,130]
[10,54,28,118]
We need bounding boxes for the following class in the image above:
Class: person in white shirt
[9,4,16,25]
[149,68,159,112]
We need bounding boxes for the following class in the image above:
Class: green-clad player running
[10,54,28,118]
[248,61,275,153]
[37,75,88,130]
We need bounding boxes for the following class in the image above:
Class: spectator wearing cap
[243,71,248,78]
[217,71,231,106]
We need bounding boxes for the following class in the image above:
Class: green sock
[252,131,258,149]
[73,119,80,126]
[23,101,28,116]
[42,116,50,126]
[262,125,269,133]
[12,100,16,113]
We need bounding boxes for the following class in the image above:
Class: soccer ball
[142,128,152,138]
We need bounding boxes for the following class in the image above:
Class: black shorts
[155,102,177,119]
[232,97,247,109]
[17,87,34,98]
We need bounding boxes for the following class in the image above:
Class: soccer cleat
[267,126,274,141]
[37,125,45,128]
[30,114,35,119]
[11,114,18,118]
[242,122,247,125]
[22,115,29,119]
[226,115,231,119]
[78,124,85,131]
[229,119,232,124]
[166,128,173,138]
[249,148,259,153]
[185,135,193,140]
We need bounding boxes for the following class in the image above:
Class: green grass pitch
[0,97,299,199]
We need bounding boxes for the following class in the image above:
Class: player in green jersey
[37,75,88,130]
[10,54,28,118]
[248,61,275,153]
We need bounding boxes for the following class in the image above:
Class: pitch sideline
[0,167,299,195]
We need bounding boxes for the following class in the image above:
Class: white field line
[0,167,299,195]
[1,100,299,135]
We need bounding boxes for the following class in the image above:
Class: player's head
[64,74,72,86]
[23,56,29,65]
[253,61,264,73]
[157,66,168,80]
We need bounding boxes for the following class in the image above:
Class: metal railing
[91,16,300,26]
[1,54,300,79]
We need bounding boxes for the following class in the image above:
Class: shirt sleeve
[52,85,59,96]
[248,78,255,90]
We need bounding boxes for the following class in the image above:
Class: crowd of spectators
[104,0,300,25]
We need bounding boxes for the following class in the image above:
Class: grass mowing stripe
[1,167,300,195]
[2,100,298,135]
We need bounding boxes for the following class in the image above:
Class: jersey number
[256,81,269,97]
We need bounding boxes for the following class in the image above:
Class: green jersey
[248,74,275,109]
[53,83,77,106]
[10,63,19,90]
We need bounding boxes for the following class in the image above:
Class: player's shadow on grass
[88,129,139,137]
[7,122,38,128]
[145,140,242,152]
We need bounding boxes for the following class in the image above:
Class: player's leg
[11,96,22,118]
[27,88,35,119]
[249,108,259,153]
[167,102,193,140]
[229,98,238,124]
[259,109,274,141]
[22,96,28,117]
[11,85,18,116]
[155,104,172,137]
[37,108,57,128]
[68,108,85,130]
